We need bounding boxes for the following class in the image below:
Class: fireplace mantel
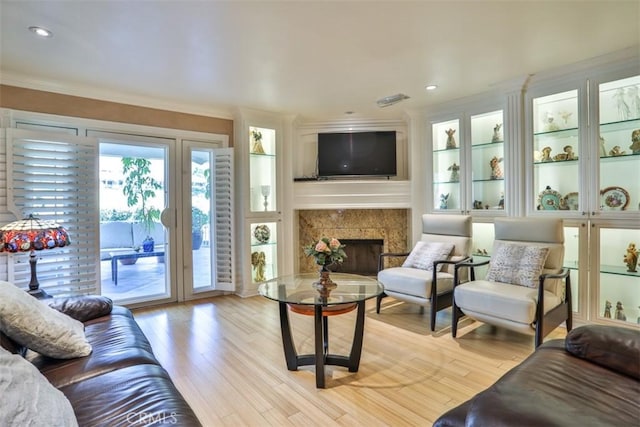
[293,180,411,210]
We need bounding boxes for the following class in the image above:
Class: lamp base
[27,287,52,300]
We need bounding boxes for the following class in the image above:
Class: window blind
[213,148,234,291]
[6,129,99,296]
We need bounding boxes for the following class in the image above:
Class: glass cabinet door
[531,90,580,212]
[470,110,505,211]
[432,119,461,211]
[598,75,640,213]
[594,225,639,326]
[249,126,277,213]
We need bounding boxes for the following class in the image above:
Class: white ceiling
[1,1,639,122]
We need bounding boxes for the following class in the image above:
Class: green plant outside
[192,207,209,233]
[121,157,162,233]
[100,209,132,222]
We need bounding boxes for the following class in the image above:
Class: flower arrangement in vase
[303,237,347,270]
[303,237,347,296]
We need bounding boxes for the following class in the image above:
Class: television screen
[317,131,397,177]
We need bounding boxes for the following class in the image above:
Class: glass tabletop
[258,272,383,306]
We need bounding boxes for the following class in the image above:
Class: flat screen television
[317,131,397,178]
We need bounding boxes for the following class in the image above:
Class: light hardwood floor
[133,295,566,427]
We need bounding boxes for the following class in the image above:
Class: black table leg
[278,301,298,371]
[314,304,325,388]
[348,301,366,372]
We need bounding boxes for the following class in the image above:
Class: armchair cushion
[454,280,561,325]
[485,242,549,288]
[402,241,454,271]
[378,268,454,299]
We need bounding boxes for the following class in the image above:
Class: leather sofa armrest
[565,324,640,380]
[47,295,113,322]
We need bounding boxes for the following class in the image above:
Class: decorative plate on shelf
[253,224,271,244]
[563,192,579,211]
[537,186,562,210]
[600,186,630,210]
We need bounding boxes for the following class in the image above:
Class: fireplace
[331,239,383,276]
[297,209,409,274]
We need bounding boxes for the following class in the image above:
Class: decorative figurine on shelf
[614,87,631,121]
[599,136,608,157]
[559,196,570,210]
[473,200,483,210]
[492,123,503,143]
[540,146,553,162]
[542,112,560,131]
[603,300,612,318]
[251,251,267,282]
[553,145,577,161]
[250,129,265,154]
[629,129,640,154]
[498,193,505,209]
[439,193,449,210]
[253,224,271,244]
[447,163,460,182]
[445,128,457,149]
[628,86,640,119]
[623,242,638,273]
[609,145,626,156]
[489,156,503,179]
[615,301,627,321]
[559,111,573,125]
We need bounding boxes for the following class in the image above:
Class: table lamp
[0,214,71,298]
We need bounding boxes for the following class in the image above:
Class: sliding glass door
[96,134,174,305]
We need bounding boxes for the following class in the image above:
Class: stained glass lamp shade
[0,214,70,298]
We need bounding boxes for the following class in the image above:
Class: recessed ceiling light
[425,85,438,91]
[29,26,53,38]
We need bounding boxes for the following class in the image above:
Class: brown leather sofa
[434,325,640,427]
[1,296,201,427]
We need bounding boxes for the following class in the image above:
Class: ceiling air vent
[376,93,410,108]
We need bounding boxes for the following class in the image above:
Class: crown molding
[0,71,235,120]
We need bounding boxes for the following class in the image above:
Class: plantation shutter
[212,148,234,291]
[5,128,99,296]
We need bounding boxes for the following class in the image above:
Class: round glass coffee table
[259,272,383,388]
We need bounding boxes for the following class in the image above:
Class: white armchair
[452,217,572,347]
[377,214,472,331]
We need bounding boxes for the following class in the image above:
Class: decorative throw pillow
[486,242,549,288]
[0,347,79,426]
[402,241,455,272]
[0,281,92,358]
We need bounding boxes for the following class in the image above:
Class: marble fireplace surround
[297,209,409,273]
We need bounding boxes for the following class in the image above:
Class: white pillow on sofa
[0,281,92,358]
[0,346,78,426]
[402,241,455,272]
